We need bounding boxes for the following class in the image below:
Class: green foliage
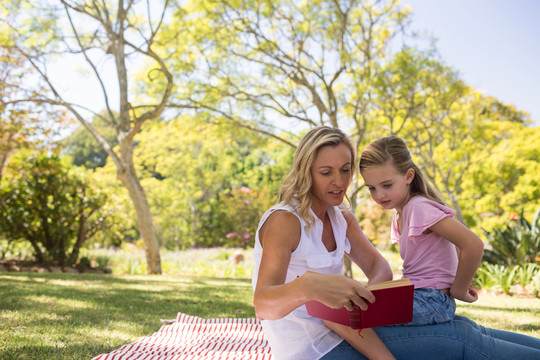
[81,247,255,278]
[532,271,540,297]
[3,0,538,264]
[482,209,540,266]
[0,151,110,265]
[475,262,540,297]
[355,197,394,249]
[473,264,497,290]
[62,113,119,169]
[219,186,274,248]
[460,125,540,233]
[516,263,540,289]
[476,264,516,295]
[116,117,291,249]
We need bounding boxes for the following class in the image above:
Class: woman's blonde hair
[359,136,446,205]
[279,126,357,229]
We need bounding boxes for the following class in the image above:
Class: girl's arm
[342,209,393,285]
[254,210,376,320]
[429,217,484,303]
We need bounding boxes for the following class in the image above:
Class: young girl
[359,135,484,325]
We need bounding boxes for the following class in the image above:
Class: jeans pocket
[409,289,456,326]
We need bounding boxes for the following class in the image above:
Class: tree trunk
[69,212,87,265]
[28,236,44,263]
[117,142,162,274]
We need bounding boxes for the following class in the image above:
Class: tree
[0,46,65,183]
[122,116,290,249]
[163,1,537,264]
[167,0,412,145]
[376,49,532,223]
[459,125,540,232]
[0,151,109,265]
[1,0,176,273]
[163,0,412,274]
[63,112,119,169]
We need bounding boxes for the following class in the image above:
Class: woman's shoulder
[266,208,300,224]
[259,208,302,250]
[335,205,353,226]
[262,203,302,231]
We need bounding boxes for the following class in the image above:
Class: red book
[305,278,414,329]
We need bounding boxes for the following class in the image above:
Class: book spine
[347,307,363,330]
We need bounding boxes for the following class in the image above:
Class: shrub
[475,262,540,297]
[0,152,109,265]
[480,264,517,295]
[531,271,540,297]
[482,208,540,266]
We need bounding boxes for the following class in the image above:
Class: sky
[402,0,540,126]
[53,1,540,127]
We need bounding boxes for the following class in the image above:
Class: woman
[252,126,540,360]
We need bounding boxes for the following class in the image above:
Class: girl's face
[310,143,352,216]
[360,162,414,213]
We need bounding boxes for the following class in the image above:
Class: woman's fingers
[344,300,355,311]
[309,273,376,310]
[349,288,374,311]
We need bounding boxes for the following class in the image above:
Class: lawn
[0,272,255,360]
[1,271,538,360]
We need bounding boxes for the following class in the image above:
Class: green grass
[81,247,256,277]
[1,272,539,360]
[457,292,540,338]
[1,245,539,360]
[0,272,255,360]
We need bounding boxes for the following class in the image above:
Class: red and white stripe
[92,313,272,360]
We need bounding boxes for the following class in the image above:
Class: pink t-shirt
[391,196,458,289]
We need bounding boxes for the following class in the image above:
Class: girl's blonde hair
[279,126,357,229]
[359,136,446,206]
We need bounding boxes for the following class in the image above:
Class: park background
[1,0,539,359]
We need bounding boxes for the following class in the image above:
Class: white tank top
[252,202,351,360]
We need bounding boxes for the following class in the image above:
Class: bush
[482,208,540,266]
[0,151,109,265]
[475,262,540,297]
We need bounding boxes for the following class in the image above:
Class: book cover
[305,278,414,329]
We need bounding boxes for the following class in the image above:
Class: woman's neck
[311,203,329,222]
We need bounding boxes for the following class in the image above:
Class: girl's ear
[406,168,415,184]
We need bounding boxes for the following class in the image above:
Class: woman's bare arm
[342,209,393,285]
[254,211,376,319]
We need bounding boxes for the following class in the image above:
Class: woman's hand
[302,271,375,311]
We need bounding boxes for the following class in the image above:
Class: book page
[368,278,412,290]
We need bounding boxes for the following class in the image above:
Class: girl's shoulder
[403,196,455,238]
[405,196,455,220]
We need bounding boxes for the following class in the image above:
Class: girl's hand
[303,271,375,311]
[451,284,478,303]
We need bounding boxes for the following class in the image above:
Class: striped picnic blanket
[92,312,272,359]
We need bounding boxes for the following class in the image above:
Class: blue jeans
[403,288,456,326]
[320,315,540,359]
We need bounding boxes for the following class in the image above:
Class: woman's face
[310,143,352,215]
